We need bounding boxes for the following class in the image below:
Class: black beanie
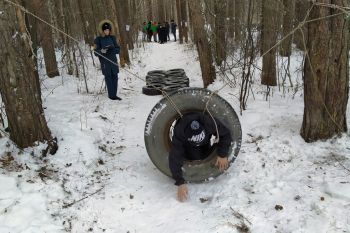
[102,22,112,31]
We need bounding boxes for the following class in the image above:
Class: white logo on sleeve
[188,130,206,144]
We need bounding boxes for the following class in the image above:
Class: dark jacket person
[169,112,232,202]
[94,20,121,100]
[170,19,177,41]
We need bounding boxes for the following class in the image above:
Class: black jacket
[170,22,177,33]
[169,113,232,185]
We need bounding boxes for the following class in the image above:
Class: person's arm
[110,36,120,55]
[168,133,185,186]
[169,132,189,202]
[216,120,232,157]
[212,118,231,171]
[93,37,102,57]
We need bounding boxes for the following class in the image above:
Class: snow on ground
[1,40,350,233]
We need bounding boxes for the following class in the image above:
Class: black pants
[104,73,118,98]
[184,144,211,161]
[172,31,176,41]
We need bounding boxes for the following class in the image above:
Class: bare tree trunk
[171,0,176,21]
[294,0,309,51]
[227,0,235,39]
[188,0,193,42]
[176,0,183,43]
[49,0,65,47]
[240,0,256,112]
[146,0,153,21]
[31,0,59,78]
[91,0,108,32]
[170,0,176,21]
[261,0,277,86]
[129,0,139,46]
[188,1,216,87]
[234,0,243,43]
[68,1,84,40]
[214,0,227,66]
[62,0,74,75]
[164,0,171,21]
[124,0,134,50]
[301,0,349,142]
[114,0,131,66]
[77,0,96,45]
[107,0,122,56]
[181,0,188,43]
[253,0,262,25]
[279,0,295,56]
[22,0,38,60]
[158,0,165,22]
[0,1,57,152]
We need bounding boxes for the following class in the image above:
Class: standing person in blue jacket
[169,112,232,202]
[94,20,122,100]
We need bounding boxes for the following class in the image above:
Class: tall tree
[77,0,96,45]
[301,0,349,142]
[91,0,108,32]
[169,0,176,21]
[61,0,78,75]
[294,0,309,51]
[227,0,235,40]
[114,0,131,66]
[176,0,183,43]
[180,0,188,43]
[22,0,38,59]
[146,0,153,21]
[123,0,134,50]
[158,0,165,22]
[188,1,215,87]
[280,0,295,57]
[234,0,243,42]
[0,0,57,152]
[31,0,60,78]
[261,0,278,86]
[214,0,227,66]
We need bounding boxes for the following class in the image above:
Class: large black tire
[144,88,242,183]
[142,86,162,96]
[146,74,166,84]
[147,70,166,75]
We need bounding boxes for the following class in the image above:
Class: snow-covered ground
[0,40,350,233]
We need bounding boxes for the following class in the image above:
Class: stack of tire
[142,69,189,96]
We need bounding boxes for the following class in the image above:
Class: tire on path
[142,86,162,96]
[144,87,242,183]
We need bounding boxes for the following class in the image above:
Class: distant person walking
[170,19,177,42]
[94,20,122,100]
[151,21,158,42]
[165,21,170,41]
[146,21,153,42]
[158,23,167,44]
[142,21,147,41]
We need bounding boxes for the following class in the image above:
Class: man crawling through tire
[169,112,232,202]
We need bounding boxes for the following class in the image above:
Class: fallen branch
[63,186,104,208]
[331,153,350,174]
[230,207,252,225]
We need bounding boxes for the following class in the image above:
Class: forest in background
[0,0,349,152]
